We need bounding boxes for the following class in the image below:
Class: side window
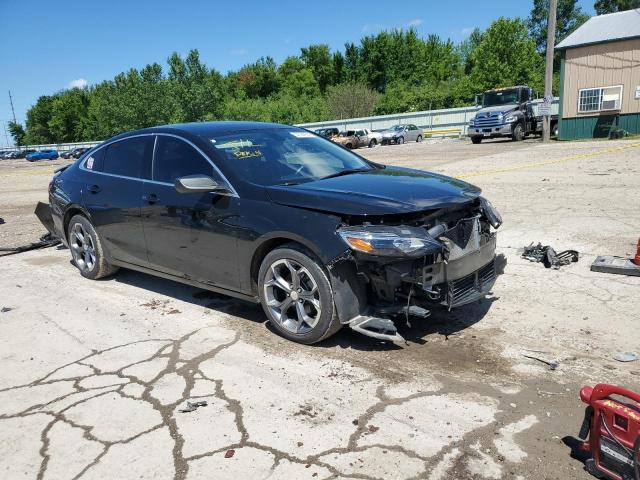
[153,136,214,184]
[84,146,106,172]
[103,136,153,179]
[356,130,365,136]
[410,125,418,131]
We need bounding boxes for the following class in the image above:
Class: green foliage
[22,14,561,144]
[326,82,379,119]
[594,0,640,13]
[8,121,26,146]
[471,17,544,93]
[528,0,589,52]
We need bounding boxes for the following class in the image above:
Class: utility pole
[8,91,17,124]
[543,0,557,143]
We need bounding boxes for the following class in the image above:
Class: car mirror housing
[174,175,229,194]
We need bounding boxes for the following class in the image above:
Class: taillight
[48,179,55,193]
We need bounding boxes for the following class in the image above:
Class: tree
[24,95,55,145]
[528,0,589,52]
[8,121,26,146]
[325,82,378,119]
[471,18,544,92]
[300,44,334,92]
[48,88,89,142]
[594,0,640,13]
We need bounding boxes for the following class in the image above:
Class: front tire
[471,136,482,144]
[416,135,422,143]
[368,139,376,148]
[396,136,404,145]
[67,214,118,280]
[258,245,341,344]
[512,123,524,141]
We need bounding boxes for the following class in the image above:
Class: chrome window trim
[152,133,239,198]
[79,132,239,198]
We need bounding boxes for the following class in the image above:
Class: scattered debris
[522,243,578,268]
[613,352,638,363]
[141,299,182,315]
[166,309,181,315]
[0,232,61,257]
[367,425,380,434]
[1,307,13,313]
[592,238,640,276]
[224,449,235,458]
[522,353,558,371]
[178,400,208,413]
[0,217,4,225]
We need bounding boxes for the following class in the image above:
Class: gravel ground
[0,136,639,480]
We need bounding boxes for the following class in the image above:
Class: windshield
[387,125,404,132]
[483,89,520,107]
[210,128,373,186]
[339,131,355,137]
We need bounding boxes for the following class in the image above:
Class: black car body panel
[48,121,500,341]
[266,167,480,216]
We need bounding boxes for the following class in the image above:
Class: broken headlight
[337,225,443,257]
[479,196,502,228]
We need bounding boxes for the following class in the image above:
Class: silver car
[380,124,423,145]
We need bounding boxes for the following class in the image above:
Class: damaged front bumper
[329,207,500,342]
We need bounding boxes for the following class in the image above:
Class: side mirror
[174,175,229,194]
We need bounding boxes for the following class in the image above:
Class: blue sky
[0,0,594,146]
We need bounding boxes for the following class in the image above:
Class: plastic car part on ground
[521,243,579,268]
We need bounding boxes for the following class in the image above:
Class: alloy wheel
[70,223,96,273]
[263,258,321,334]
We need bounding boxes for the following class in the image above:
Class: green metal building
[556,9,640,140]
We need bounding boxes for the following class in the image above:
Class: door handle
[87,184,101,194]
[143,193,159,204]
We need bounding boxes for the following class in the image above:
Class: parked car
[43,121,501,344]
[72,147,91,158]
[62,147,91,159]
[19,149,36,158]
[380,124,423,145]
[26,149,59,161]
[332,129,382,149]
[314,127,339,139]
[0,151,14,159]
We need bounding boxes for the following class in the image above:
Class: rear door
[141,134,240,290]
[81,135,153,267]
[355,129,367,147]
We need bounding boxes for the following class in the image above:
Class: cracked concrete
[1,139,639,479]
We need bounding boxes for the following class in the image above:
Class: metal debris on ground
[613,352,638,363]
[1,307,13,313]
[178,400,208,413]
[521,243,579,268]
[0,233,61,257]
[522,353,559,371]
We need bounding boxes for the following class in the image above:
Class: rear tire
[67,214,118,280]
[471,136,482,144]
[258,244,341,344]
[416,135,422,143]
[345,143,353,149]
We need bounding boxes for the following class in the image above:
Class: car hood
[265,166,481,216]
[381,130,402,137]
[476,104,519,115]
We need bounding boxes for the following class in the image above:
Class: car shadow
[108,253,507,352]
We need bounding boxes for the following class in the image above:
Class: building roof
[556,8,640,50]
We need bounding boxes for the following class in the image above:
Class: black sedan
[45,121,501,344]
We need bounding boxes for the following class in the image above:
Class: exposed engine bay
[331,196,502,342]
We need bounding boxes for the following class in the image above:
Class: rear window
[103,136,153,179]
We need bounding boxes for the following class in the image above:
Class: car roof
[111,121,292,142]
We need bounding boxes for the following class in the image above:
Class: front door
[141,135,240,290]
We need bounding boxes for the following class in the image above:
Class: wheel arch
[249,233,327,295]
[63,205,92,242]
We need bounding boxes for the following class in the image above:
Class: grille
[447,260,496,307]
[473,112,503,128]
